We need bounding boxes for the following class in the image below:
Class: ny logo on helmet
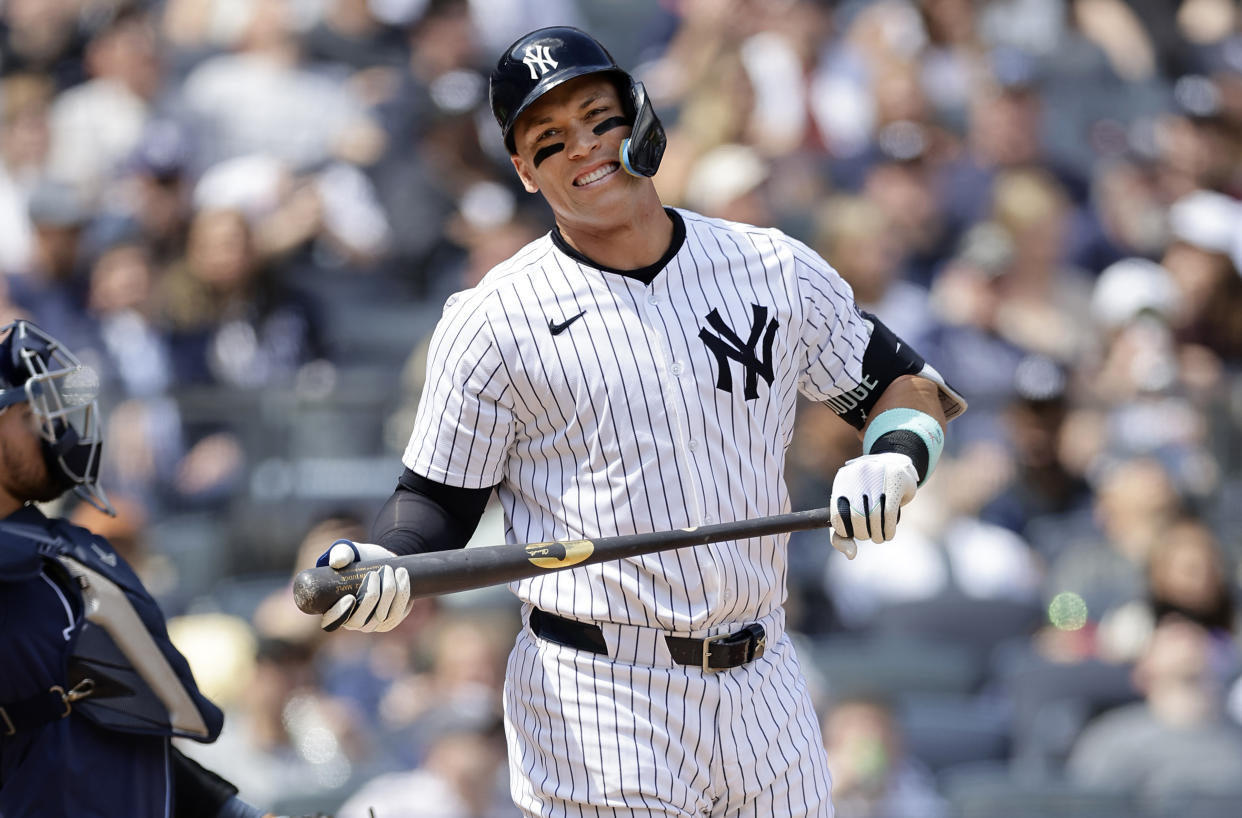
[523,45,558,79]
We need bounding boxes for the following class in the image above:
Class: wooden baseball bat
[293,507,835,615]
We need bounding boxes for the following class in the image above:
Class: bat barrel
[292,507,835,616]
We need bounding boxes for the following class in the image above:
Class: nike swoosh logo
[548,310,587,336]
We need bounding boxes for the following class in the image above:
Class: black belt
[529,607,766,672]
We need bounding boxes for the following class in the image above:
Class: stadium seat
[898,692,1012,775]
[941,764,1139,818]
[810,632,982,699]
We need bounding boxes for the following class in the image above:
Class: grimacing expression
[509,75,638,215]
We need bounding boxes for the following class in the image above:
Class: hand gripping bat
[293,507,834,615]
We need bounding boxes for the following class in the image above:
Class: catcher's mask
[490,26,666,178]
[0,320,112,514]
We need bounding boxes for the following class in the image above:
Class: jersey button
[669,362,684,375]
[704,515,716,524]
[688,439,699,451]
[647,294,659,305]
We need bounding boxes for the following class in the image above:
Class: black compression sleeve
[370,468,493,555]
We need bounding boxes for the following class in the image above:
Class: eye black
[533,143,565,167]
[592,116,629,136]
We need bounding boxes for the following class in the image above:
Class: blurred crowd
[3,0,1242,815]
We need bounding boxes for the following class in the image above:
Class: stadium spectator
[156,206,324,389]
[1067,617,1242,802]
[109,119,196,269]
[922,222,1029,444]
[811,193,936,351]
[822,696,948,818]
[983,168,1095,361]
[335,706,515,818]
[1161,189,1242,366]
[176,0,383,170]
[0,0,88,90]
[859,136,957,287]
[45,7,163,201]
[977,355,1094,554]
[301,0,411,74]
[7,178,92,333]
[0,73,56,275]
[1043,456,1186,639]
[1098,517,1239,664]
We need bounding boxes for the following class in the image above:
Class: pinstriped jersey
[404,208,871,631]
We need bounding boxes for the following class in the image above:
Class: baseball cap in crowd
[989,45,1042,92]
[955,221,1015,277]
[1167,189,1242,270]
[78,214,146,267]
[876,120,930,163]
[1172,74,1225,121]
[128,120,192,182]
[27,179,92,228]
[1012,354,1068,403]
[683,144,769,214]
[1091,257,1181,330]
[457,180,516,232]
[192,154,285,217]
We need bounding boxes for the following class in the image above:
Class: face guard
[0,321,113,514]
[618,79,665,178]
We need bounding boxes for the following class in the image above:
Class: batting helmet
[489,26,666,177]
[0,320,112,514]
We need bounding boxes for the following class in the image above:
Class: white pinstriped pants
[503,607,834,817]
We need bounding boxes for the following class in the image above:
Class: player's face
[510,76,641,225]
[0,402,61,508]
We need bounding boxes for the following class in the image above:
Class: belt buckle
[701,632,731,672]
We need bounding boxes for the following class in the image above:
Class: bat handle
[292,565,369,615]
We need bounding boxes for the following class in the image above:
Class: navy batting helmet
[489,27,666,177]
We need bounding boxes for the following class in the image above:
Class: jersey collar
[551,208,685,285]
[4,504,49,525]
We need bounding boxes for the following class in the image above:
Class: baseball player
[0,320,275,817]
[318,27,966,817]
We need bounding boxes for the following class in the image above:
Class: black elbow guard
[825,312,967,429]
[825,313,925,429]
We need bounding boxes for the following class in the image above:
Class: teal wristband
[863,408,945,485]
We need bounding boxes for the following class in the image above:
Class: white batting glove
[828,452,920,560]
[317,539,413,633]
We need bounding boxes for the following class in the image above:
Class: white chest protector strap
[54,556,211,739]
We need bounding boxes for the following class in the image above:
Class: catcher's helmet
[0,320,112,514]
[489,26,666,177]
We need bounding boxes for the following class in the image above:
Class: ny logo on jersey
[699,304,778,400]
[523,45,559,79]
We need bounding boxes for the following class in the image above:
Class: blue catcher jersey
[0,505,222,817]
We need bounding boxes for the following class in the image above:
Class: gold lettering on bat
[526,539,595,568]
